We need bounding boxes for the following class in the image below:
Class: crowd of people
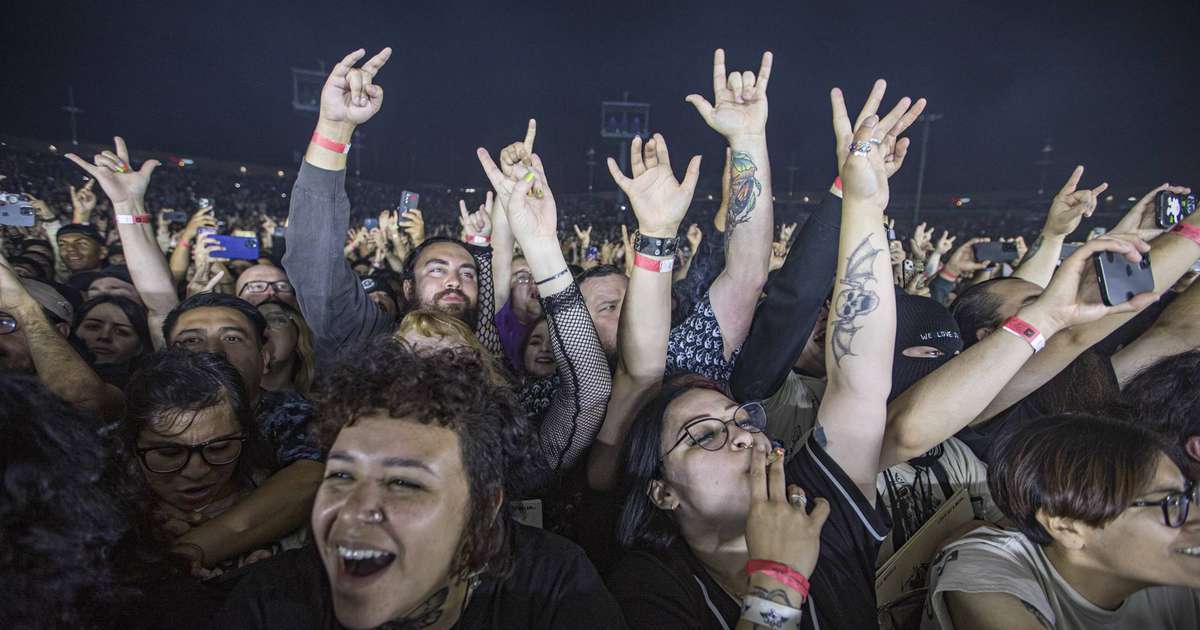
[2,44,1198,630]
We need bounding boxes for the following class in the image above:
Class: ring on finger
[788,493,807,508]
[867,138,883,146]
[849,141,872,156]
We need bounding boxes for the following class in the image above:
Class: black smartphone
[398,190,420,213]
[973,241,1019,264]
[1156,191,1197,228]
[1094,250,1154,307]
[165,210,189,224]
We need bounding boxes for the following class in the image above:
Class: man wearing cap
[55,223,107,276]
[0,253,123,419]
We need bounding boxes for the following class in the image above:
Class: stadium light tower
[912,112,944,226]
[61,87,84,146]
[1035,139,1054,196]
[600,94,650,211]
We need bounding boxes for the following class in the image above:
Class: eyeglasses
[0,313,16,335]
[1130,480,1199,528]
[239,280,293,295]
[661,401,767,462]
[136,435,247,474]
[262,312,293,330]
[512,272,533,286]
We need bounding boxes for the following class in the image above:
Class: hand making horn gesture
[319,48,393,130]
[686,49,772,142]
[830,80,927,213]
[65,137,160,209]
[607,133,702,238]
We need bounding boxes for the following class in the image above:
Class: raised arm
[686,49,775,358]
[489,119,537,311]
[281,48,395,357]
[588,133,701,491]
[478,149,611,471]
[1112,276,1200,385]
[66,137,176,350]
[1012,165,1107,287]
[817,81,922,498]
[881,234,1158,467]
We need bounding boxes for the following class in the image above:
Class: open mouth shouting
[337,544,397,580]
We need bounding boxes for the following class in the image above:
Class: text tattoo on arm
[830,235,883,365]
[727,151,762,232]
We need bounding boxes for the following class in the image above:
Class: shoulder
[926,527,1054,628]
[607,544,714,627]
[210,546,329,628]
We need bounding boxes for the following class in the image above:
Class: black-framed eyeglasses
[660,401,767,462]
[261,311,294,330]
[1130,480,1199,528]
[0,312,16,336]
[239,280,293,295]
[136,435,247,474]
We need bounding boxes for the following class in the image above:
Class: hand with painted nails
[65,137,161,209]
[830,80,927,212]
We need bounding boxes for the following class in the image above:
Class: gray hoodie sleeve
[283,162,391,359]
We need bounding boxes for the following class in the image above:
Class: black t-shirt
[208,522,627,630]
[607,429,890,630]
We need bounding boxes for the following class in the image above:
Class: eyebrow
[139,431,242,448]
[328,451,438,477]
[675,404,740,438]
[424,257,477,271]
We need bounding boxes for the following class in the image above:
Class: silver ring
[365,509,384,524]
[788,493,807,508]
[849,141,872,156]
[867,138,883,146]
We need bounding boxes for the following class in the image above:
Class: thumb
[809,497,832,529]
[606,157,631,192]
[684,95,714,122]
[140,159,161,177]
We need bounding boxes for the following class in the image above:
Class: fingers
[750,441,767,503]
[685,94,715,123]
[202,270,225,293]
[114,136,130,163]
[847,114,878,162]
[1058,165,1085,196]
[890,137,911,174]
[756,51,773,93]
[331,49,367,79]
[740,70,756,101]
[360,47,392,76]
[606,157,632,192]
[630,136,646,177]
[855,79,887,128]
[892,98,927,138]
[809,497,832,527]
[523,118,537,153]
[830,88,852,144]
[680,155,703,196]
[529,153,551,197]
[459,200,470,225]
[711,48,727,97]
[348,69,365,107]
[652,133,673,172]
[874,97,913,140]
[83,178,95,192]
[767,446,786,502]
[727,71,744,101]
[476,148,511,194]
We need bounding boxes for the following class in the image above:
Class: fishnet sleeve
[468,244,502,356]
[536,281,613,472]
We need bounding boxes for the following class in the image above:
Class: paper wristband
[634,253,674,273]
[740,595,804,630]
[832,176,843,191]
[1171,222,1200,247]
[746,560,811,600]
[467,234,491,246]
[1001,316,1046,352]
[116,214,151,224]
[310,131,350,155]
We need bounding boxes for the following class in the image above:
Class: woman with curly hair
[211,340,625,629]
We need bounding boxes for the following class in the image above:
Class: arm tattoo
[1021,599,1054,629]
[726,151,762,234]
[830,235,883,365]
[1019,234,1044,266]
[378,587,448,629]
[748,585,796,608]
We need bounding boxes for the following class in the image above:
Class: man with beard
[283,48,498,360]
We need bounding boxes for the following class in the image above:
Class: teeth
[337,545,391,560]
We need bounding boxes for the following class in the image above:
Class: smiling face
[579,273,628,361]
[56,233,104,272]
[74,302,143,364]
[522,320,554,378]
[313,415,471,629]
[405,242,479,325]
[655,388,769,535]
[1066,454,1200,590]
[136,401,243,512]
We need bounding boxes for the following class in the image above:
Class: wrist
[726,133,767,149]
[1013,303,1063,341]
[314,118,356,144]
[748,568,809,603]
[637,223,681,239]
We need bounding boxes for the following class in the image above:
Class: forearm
[491,203,515,311]
[114,201,180,318]
[731,190,841,402]
[1012,233,1064,287]
[1112,279,1200,385]
[470,245,501,355]
[177,459,322,567]
[169,240,191,284]
[925,251,943,278]
[17,303,124,419]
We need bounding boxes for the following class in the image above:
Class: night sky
[3,0,1198,196]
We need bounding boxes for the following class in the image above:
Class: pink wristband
[634,253,674,273]
[467,234,491,246]
[1171,222,1200,247]
[746,560,810,600]
[310,130,350,155]
[116,214,151,224]
[1002,316,1046,352]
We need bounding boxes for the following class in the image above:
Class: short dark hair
[0,374,181,627]
[1114,350,1200,446]
[72,295,154,361]
[575,264,625,289]
[988,413,1172,546]
[401,236,472,281]
[311,340,544,580]
[162,292,267,347]
[949,278,1009,348]
[616,373,727,552]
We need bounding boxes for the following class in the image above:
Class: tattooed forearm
[379,587,449,629]
[830,235,883,365]
[727,151,762,232]
[749,585,796,608]
[1019,234,1044,266]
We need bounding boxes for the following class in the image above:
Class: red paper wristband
[633,253,674,273]
[310,130,351,155]
[1171,222,1200,247]
[1001,316,1046,352]
[467,234,491,246]
[116,214,151,224]
[939,268,959,283]
[832,176,843,191]
[746,560,810,600]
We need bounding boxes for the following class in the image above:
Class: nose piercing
[366,508,384,524]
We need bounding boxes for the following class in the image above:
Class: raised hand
[606,133,702,237]
[779,222,797,243]
[319,48,392,128]
[935,230,956,255]
[499,119,537,178]
[69,179,98,221]
[398,209,425,246]
[573,224,592,251]
[65,137,161,208]
[830,80,927,212]
[944,237,990,278]
[458,198,493,243]
[909,222,935,258]
[1111,182,1193,241]
[1026,234,1158,333]
[477,149,558,245]
[686,49,772,141]
[1043,166,1109,238]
